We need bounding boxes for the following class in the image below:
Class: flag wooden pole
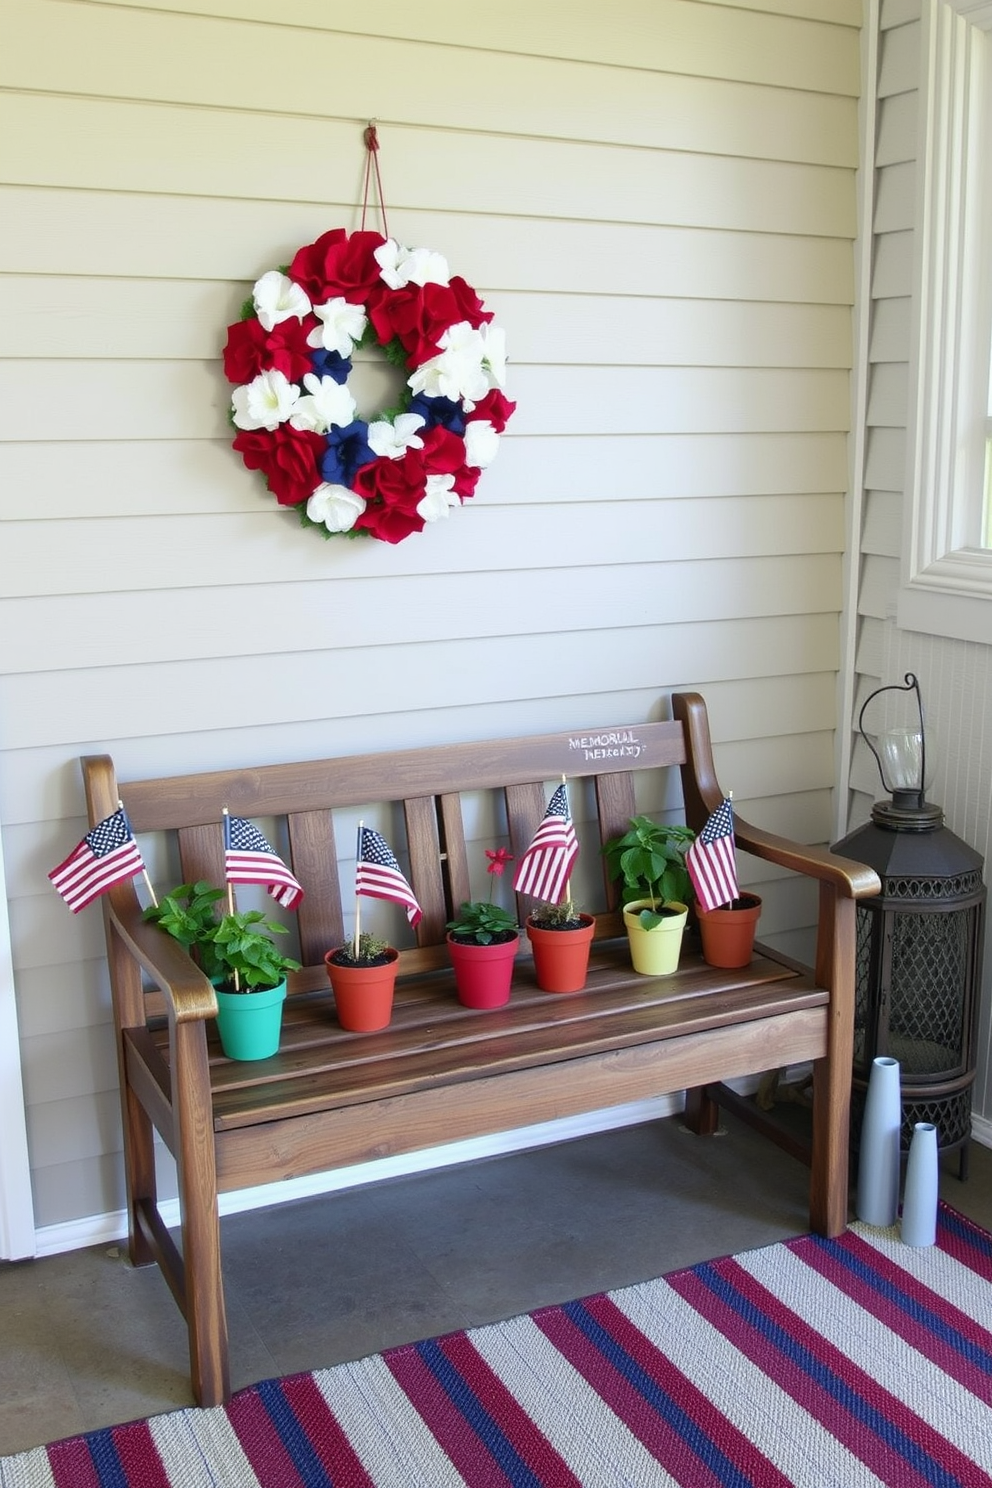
[120,798,157,908]
[353,821,362,959]
[726,790,734,910]
[559,775,573,910]
[221,807,240,990]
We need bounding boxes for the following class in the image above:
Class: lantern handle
[857,672,925,803]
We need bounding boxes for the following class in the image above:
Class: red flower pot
[525,914,596,993]
[446,932,519,1008]
[324,947,398,1031]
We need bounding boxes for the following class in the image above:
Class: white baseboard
[33,1093,684,1258]
[34,1088,992,1260]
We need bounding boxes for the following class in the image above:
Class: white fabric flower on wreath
[407,322,490,404]
[290,374,358,434]
[231,369,301,431]
[306,483,366,533]
[463,420,499,469]
[367,413,426,460]
[479,323,507,388]
[375,239,450,290]
[417,474,459,523]
[252,271,311,331]
[307,298,368,357]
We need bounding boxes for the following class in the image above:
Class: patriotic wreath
[223,228,515,545]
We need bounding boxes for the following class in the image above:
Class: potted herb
[446,847,519,1008]
[525,898,596,994]
[324,931,399,1032]
[144,886,300,1060]
[602,815,694,975]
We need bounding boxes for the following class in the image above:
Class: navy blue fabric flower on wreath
[321,422,376,488]
[407,393,467,436]
[310,349,352,384]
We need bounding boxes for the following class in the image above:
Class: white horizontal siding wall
[848,0,992,1131]
[0,0,863,1239]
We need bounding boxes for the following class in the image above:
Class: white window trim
[899,0,992,644]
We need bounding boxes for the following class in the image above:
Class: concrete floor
[2,1112,991,1458]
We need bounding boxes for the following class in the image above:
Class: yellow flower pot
[622,901,688,976]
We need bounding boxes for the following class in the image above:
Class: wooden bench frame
[82,692,880,1406]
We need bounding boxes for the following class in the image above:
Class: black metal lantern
[834,674,986,1176]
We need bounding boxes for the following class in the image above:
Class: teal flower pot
[213,978,287,1061]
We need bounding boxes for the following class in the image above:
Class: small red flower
[485,847,514,877]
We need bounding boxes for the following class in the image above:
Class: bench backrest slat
[177,823,225,891]
[289,811,345,964]
[405,795,447,945]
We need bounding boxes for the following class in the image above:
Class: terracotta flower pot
[525,914,596,993]
[324,947,398,1031]
[446,932,519,1008]
[696,893,762,969]
[622,901,688,976]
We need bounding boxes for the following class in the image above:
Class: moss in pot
[324,932,399,1032]
[525,896,596,994]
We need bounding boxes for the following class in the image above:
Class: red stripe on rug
[535,1302,730,1487]
[280,1372,376,1488]
[936,1203,992,1280]
[226,1386,309,1488]
[111,1421,171,1487]
[798,1230,992,1404]
[581,1292,795,1488]
[46,1435,103,1488]
[386,1341,517,1487]
[434,1331,584,1487]
[676,1258,988,1488]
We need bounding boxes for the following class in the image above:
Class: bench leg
[683,1085,721,1135]
[809,887,855,1238]
[172,1019,231,1407]
[108,933,158,1270]
[122,1080,158,1269]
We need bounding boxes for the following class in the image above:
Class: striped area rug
[4,1202,992,1487]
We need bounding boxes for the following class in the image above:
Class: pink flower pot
[446,932,519,1008]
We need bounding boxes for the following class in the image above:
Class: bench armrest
[103,882,218,1023]
[671,691,881,902]
[730,812,881,901]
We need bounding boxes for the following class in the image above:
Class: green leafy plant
[144,882,300,992]
[142,880,226,981]
[210,909,301,992]
[602,815,696,929]
[447,846,519,945]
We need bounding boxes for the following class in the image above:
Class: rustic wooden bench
[81,692,880,1407]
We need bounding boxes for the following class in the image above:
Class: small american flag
[513,783,579,904]
[356,826,422,925]
[49,808,146,914]
[223,815,304,909]
[686,796,739,911]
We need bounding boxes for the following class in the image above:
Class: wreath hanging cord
[223,124,515,546]
[360,121,389,239]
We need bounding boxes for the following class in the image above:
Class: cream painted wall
[0,0,864,1240]
[850,0,992,1126]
